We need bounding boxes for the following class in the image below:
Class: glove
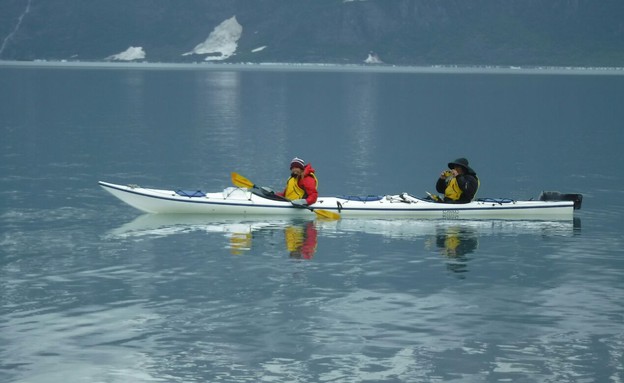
[291,199,308,207]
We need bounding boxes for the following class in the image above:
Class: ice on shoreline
[107,46,146,61]
[183,16,242,61]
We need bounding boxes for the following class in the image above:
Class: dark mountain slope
[1,0,622,66]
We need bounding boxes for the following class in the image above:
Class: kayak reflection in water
[285,221,318,259]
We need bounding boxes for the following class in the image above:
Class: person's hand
[291,199,308,207]
[440,170,453,179]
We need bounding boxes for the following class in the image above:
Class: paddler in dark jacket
[276,157,319,206]
[436,158,479,203]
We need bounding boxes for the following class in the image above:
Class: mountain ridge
[1,0,623,67]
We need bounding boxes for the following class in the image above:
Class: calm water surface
[1,64,623,382]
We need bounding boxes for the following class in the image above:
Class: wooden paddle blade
[313,209,340,220]
[231,172,254,189]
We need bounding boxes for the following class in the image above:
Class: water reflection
[318,218,579,276]
[344,74,380,192]
[318,218,579,240]
[428,225,479,275]
[285,221,318,259]
[431,225,479,257]
[107,214,319,258]
[109,215,579,265]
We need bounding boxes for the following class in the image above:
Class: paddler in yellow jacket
[276,157,319,206]
[435,157,479,203]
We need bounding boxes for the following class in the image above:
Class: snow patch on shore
[364,52,383,64]
[183,16,242,61]
[107,46,146,61]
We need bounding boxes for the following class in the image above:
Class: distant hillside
[1,0,623,67]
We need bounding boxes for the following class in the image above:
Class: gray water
[1,64,623,382]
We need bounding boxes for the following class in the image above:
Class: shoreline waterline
[1,59,623,75]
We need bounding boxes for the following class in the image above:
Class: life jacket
[444,177,463,201]
[284,173,318,200]
[444,176,480,201]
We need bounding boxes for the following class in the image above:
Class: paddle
[230,172,340,220]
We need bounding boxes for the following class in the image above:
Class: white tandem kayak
[99,181,582,220]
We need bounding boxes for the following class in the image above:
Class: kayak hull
[99,181,580,220]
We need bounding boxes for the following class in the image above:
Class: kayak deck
[99,181,581,220]
[317,193,578,219]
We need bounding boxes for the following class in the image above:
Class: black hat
[448,158,475,174]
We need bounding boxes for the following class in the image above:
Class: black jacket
[436,173,479,203]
